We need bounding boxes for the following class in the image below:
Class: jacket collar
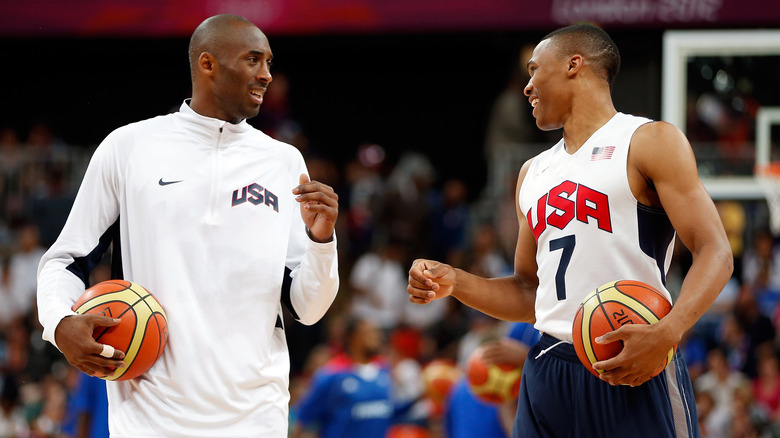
[175,99,253,146]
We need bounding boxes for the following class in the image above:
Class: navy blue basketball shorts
[513,334,699,438]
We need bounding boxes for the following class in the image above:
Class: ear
[567,54,583,78]
[197,52,217,77]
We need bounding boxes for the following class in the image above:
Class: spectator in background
[378,152,435,263]
[0,376,28,437]
[0,258,15,329]
[482,45,536,200]
[742,230,780,319]
[455,313,507,371]
[731,385,770,438]
[403,299,448,335]
[343,144,386,260]
[8,222,45,320]
[21,123,71,215]
[466,223,511,279]
[719,312,754,376]
[292,318,396,438]
[695,390,719,438]
[430,178,470,267]
[24,122,68,166]
[693,275,739,347]
[679,329,709,383]
[349,236,408,332]
[27,163,75,248]
[751,345,780,423]
[1,319,30,379]
[733,289,776,378]
[427,300,471,363]
[446,322,540,438]
[695,347,750,434]
[0,127,24,228]
[387,327,428,426]
[60,372,109,438]
[29,375,68,437]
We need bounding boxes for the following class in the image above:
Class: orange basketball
[421,359,461,405]
[466,345,522,404]
[387,424,430,438]
[572,280,676,379]
[72,280,168,381]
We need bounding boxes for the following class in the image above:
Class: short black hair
[542,23,621,88]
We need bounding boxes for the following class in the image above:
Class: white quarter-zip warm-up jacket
[37,101,339,437]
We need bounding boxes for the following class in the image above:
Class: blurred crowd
[0,70,777,438]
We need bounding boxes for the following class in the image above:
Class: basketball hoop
[756,162,780,235]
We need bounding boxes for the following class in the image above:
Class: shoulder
[248,126,304,160]
[102,113,176,146]
[88,116,172,167]
[629,120,694,172]
[631,120,691,153]
[632,120,685,143]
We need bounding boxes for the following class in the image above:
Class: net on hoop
[756,162,780,235]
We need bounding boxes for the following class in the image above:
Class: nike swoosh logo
[158,178,183,186]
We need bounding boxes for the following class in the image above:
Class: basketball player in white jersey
[408,24,732,437]
[38,15,339,437]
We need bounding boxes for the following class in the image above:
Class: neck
[561,90,617,154]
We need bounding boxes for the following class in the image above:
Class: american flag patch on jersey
[590,146,616,161]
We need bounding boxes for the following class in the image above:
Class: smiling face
[523,38,572,132]
[209,24,273,123]
[190,16,274,124]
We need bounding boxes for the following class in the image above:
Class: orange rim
[756,162,780,177]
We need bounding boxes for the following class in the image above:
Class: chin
[536,120,562,132]
[240,108,262,121]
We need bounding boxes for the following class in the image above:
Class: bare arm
[407,161,538,322]
[594,121,734,385]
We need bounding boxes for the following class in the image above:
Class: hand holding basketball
[55,313,126,378]
[593,319,679,386]
[407,259,456,304]
[70,280,168,381]
[572,280,678,387]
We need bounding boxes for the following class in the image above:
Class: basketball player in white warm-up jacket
[408,24,733,438]
[37,15,339,437]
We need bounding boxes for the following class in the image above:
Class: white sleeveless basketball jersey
[518,113,675,341]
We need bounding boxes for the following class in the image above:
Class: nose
[523,78,533,97]
[256,65,272,84]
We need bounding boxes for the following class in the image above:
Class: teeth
[532,98,539,108]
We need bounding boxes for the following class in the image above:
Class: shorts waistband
[536,333,580,363]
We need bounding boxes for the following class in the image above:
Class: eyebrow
[249,50,273,60]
